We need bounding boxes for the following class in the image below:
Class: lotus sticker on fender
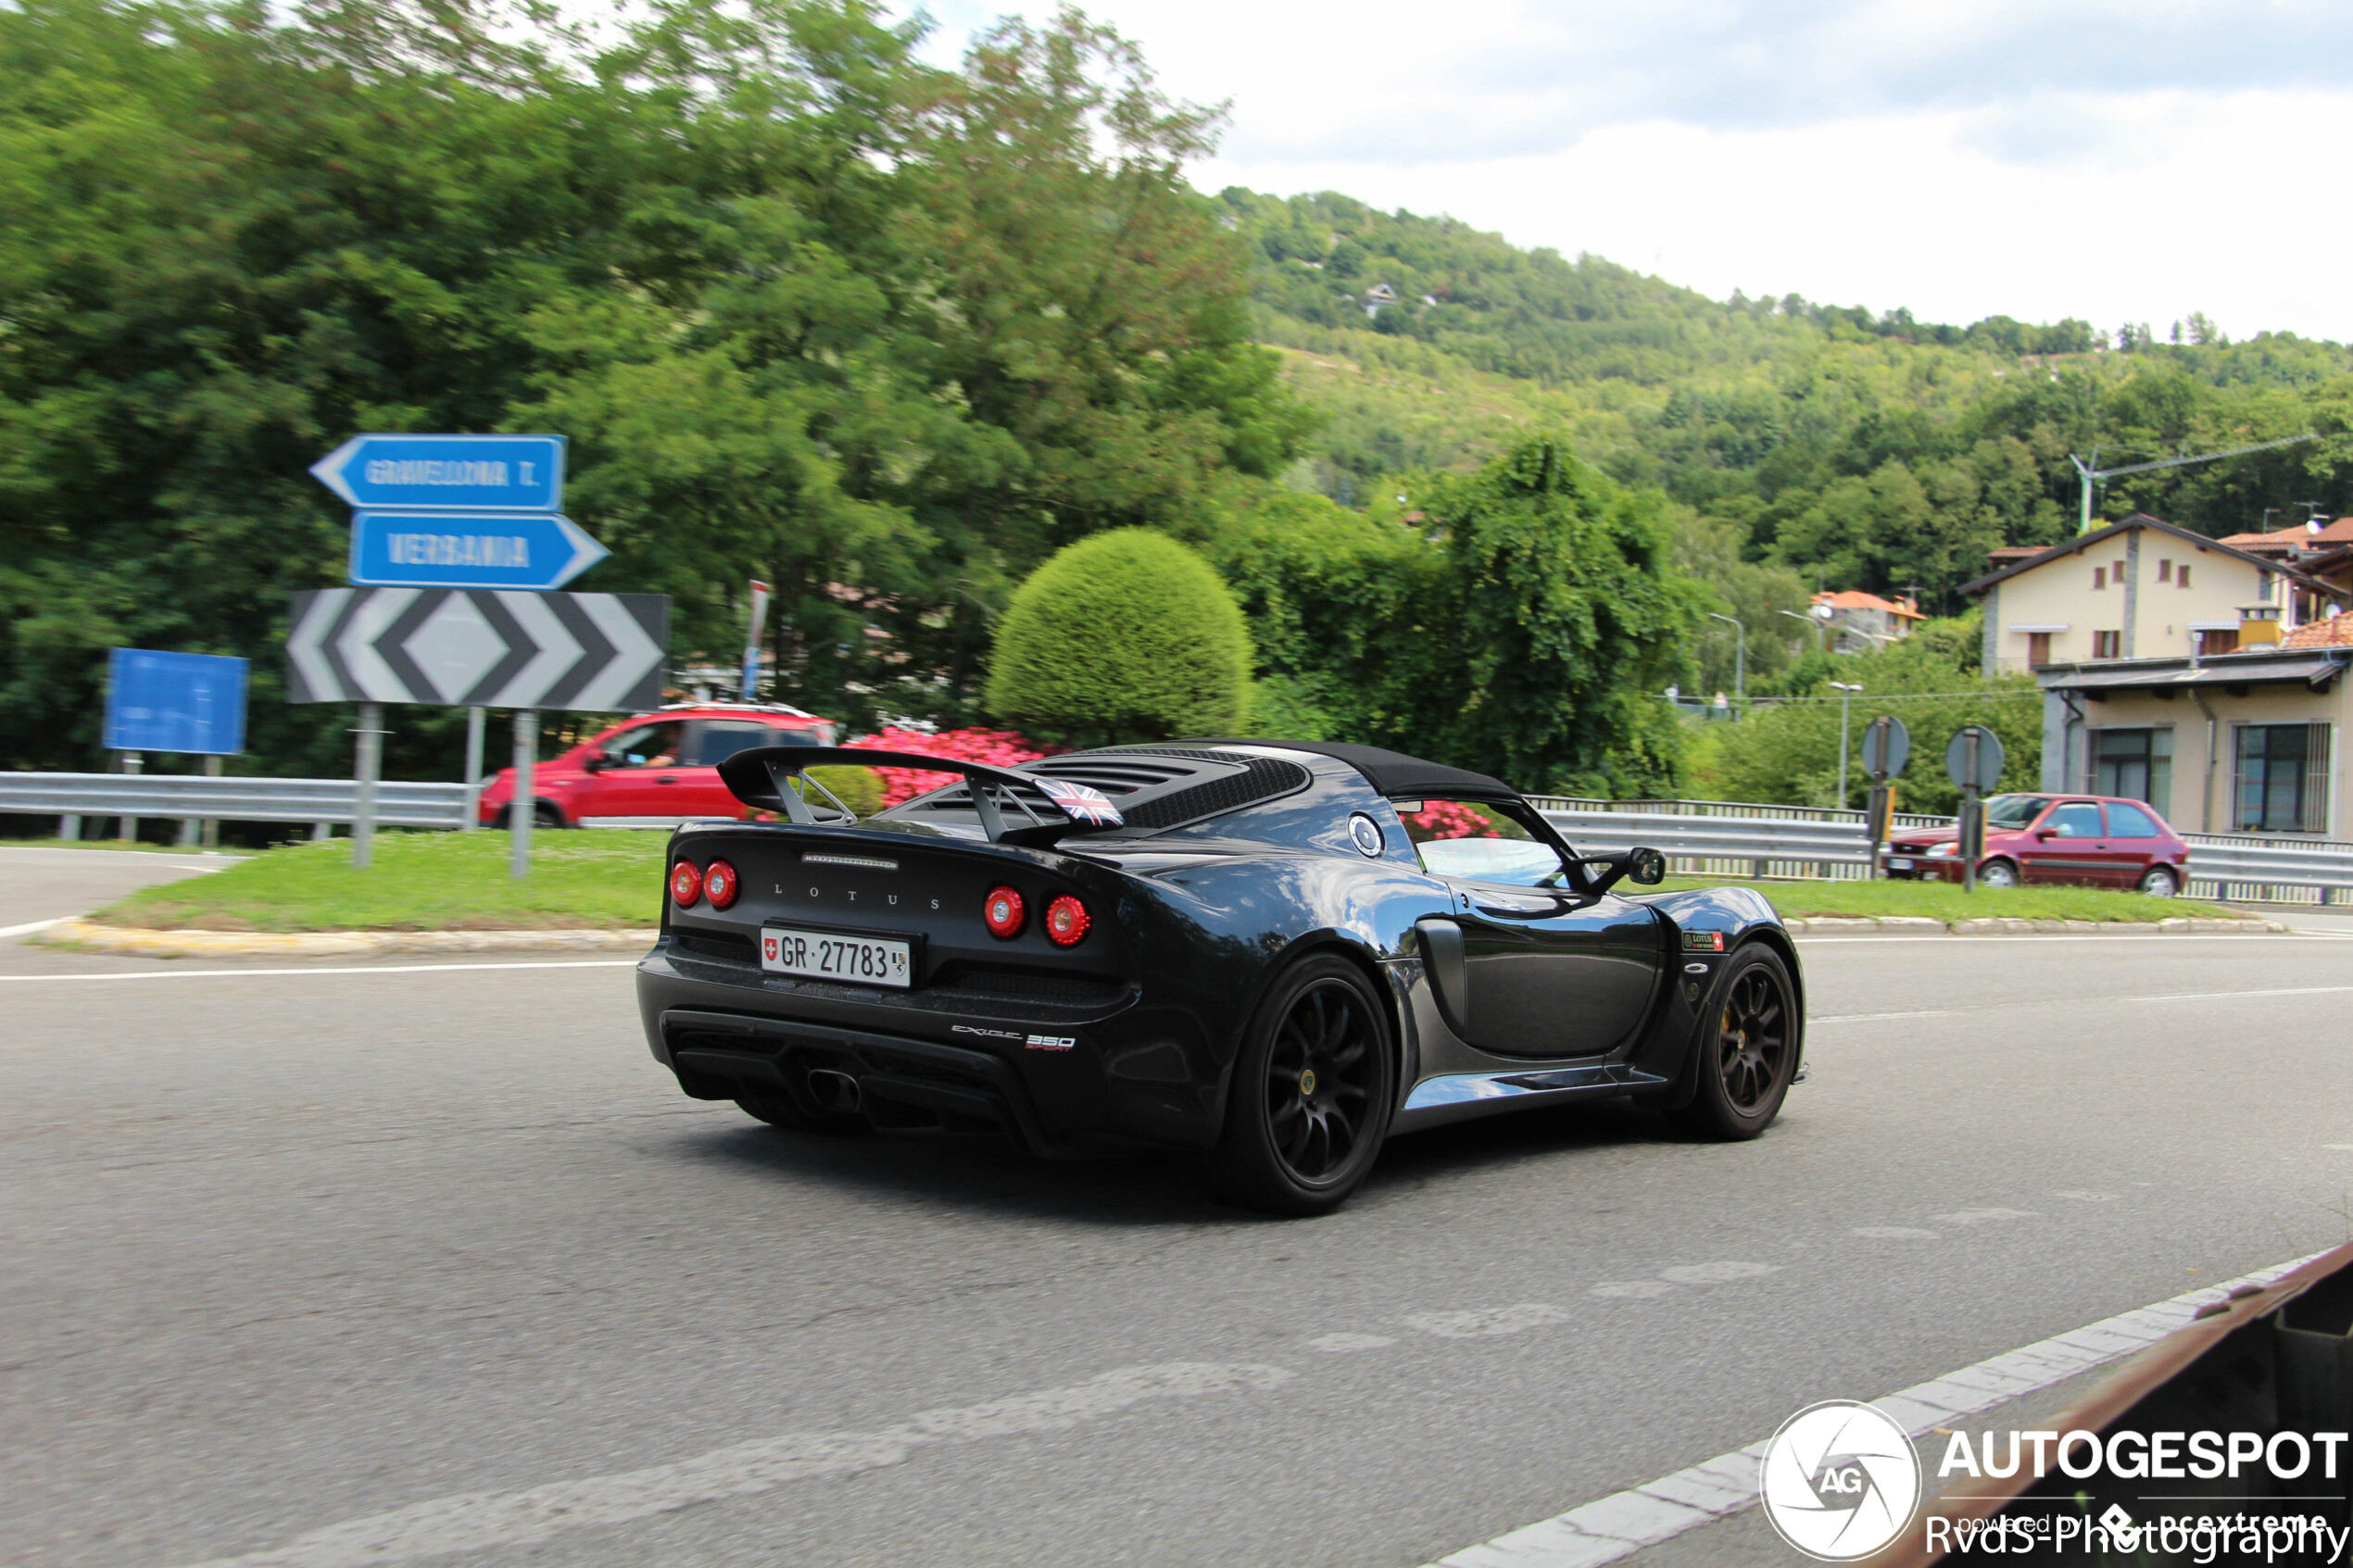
[1682,930,1727,951]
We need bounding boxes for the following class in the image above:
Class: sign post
[104,648,249,847]
[741,579,771,701]
[310,434,629,878]
[353,702,384,869]
[1860,716,1910,879]
[1944,725,2007,894]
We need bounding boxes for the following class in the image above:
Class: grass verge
[83,830,2247,933]
[92,830,665,931]
[1656,875,2238,922]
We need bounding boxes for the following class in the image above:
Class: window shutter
[2307,722,2333,835]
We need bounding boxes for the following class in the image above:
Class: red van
[478,704,835,829]
[1884,793,2193,897]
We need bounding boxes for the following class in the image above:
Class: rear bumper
[635,939,1222,1156]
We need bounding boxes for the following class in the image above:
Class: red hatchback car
[1884,793,2192,897]
[478,704,836,829]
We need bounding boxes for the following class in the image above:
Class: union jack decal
[1035,776,1124,826]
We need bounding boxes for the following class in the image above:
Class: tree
[985,530,1252,746]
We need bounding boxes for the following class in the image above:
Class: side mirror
[1578,847,1667,896]
[581,755,612,773]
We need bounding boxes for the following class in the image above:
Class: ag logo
[1759,1400,1920,1562]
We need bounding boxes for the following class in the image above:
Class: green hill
[1222,188,2353,659]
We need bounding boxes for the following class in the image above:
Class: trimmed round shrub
[985,530,1252,746]
[803,764,884,818]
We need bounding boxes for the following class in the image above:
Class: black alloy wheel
[1716,964,1788,1114]
[1672,944,1800,1140]
[1266,980,1377,1182]
[1206,955,1393,1216]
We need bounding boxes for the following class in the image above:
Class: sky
[907,0,2353,343]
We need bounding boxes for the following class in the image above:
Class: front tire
[1672,944,1800,1141]
[1205,956,1393,1216]
[2139,865,2181,897]
[1976,857,2020,888]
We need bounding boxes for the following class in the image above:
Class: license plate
[760,927,912,988]
[1887,857,1914,870]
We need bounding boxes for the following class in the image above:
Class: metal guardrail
[1541,802,2353,905]
[11,772,2353,904]
[0,772,468,832]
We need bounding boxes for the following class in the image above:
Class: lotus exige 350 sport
[635,740,1804,1214]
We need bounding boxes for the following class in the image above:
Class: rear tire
[2139,865,2180,897]
[1671,944,1800,1141]
[1976,857,2020,888]
[1205,955,1393,1216]
[736,1092,869,1135]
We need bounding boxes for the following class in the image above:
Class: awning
[2040,655,2348,693]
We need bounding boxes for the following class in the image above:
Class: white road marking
[1811,1010,1955,1023]
[1931,1208,2039,1225]
[1590,1281,1675,1298]
[0,918,64,940]
[2125,985,2353,1002]
[1657,1261,1780,1286]
[1853,1226,1939,1239]
[1798,935,2347,944]
[1406,1304,1573,1339]
[0,960,638,984]
[1306,1333,1396,1352]
[172,1361,1291,1568]
[1424,1256,2319,1568]
[2054,1191,2117,1202]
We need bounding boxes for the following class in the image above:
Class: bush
[802,765,885,817]
[985,530,1253,746]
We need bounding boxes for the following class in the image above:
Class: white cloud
[908,1,2353,338]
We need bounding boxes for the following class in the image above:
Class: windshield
[1983,794,2050,829]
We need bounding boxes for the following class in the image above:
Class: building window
[2233,722,2331,834]
[2095,728,2172,819]
[2094,567,2106,589]
[2179,564,2193,588]
[2027,632,2052,667]
[2094,630,2121,658]
[2198,626,2238,657]
[2158,559,2172,583]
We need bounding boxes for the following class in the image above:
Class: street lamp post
[1778,608,1828,656]
[1829,682,1863,809]
[1707,612,1745,705]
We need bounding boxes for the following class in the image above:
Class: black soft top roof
[1161,739,1516,801]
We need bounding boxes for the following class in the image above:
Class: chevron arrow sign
[285,589,669,710]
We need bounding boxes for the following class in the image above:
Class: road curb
[1785,914,2285,935]
[36,919,658,959]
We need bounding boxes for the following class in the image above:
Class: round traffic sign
[1861,716,1909,782]
[1944,725,2006,792]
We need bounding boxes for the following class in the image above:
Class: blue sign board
[105,649,247,755]
[310,433,565,512]
[347,510,611,591]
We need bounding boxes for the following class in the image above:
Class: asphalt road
[6,864,2353,1568]
[0,844,235,931]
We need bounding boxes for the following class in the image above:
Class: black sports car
[635,739,1804,1214]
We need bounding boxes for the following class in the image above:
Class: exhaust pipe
[805,1069,862,1114]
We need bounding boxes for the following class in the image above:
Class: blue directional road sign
[310,433,565,512]
[348,510,611,591]
[104,649,248,754]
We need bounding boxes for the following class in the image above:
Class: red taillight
[669,860,703,907]
[1044,894,1089,947]
[983,885,1025,938]
[704,859,739,909]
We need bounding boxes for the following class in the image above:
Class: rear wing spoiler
[714,746,1125,847]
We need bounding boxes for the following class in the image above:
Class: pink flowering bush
[1403,799,1499,841]
[844,727,1065,808]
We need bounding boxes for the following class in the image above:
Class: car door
[2018,799,2114,885]
[2097,799,2168,884]
[1399,797,1665,1059]
[578,720,689,817]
